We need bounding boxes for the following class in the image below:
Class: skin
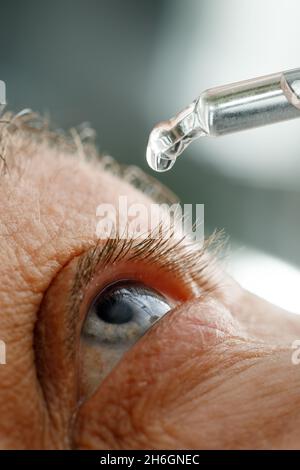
[0,118,300,449]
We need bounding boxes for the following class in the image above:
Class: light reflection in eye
[80,280,171,396]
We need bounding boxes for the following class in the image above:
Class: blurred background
[1,0,300,312]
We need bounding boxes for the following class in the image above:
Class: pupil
[95,295,135,324]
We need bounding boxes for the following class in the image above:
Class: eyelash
[70,226,225,316]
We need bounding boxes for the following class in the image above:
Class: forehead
[0,145,156,248]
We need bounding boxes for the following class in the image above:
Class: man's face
[0,113,300,449]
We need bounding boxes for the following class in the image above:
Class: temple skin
[0,118,300,449]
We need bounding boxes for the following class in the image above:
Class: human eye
[80,279,172,396]
[35,231,218,410]
[76,230,220,398]
[82,280,171,344]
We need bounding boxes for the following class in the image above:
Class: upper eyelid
[68,228,222,323]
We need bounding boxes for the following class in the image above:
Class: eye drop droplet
[146,144,176,172]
